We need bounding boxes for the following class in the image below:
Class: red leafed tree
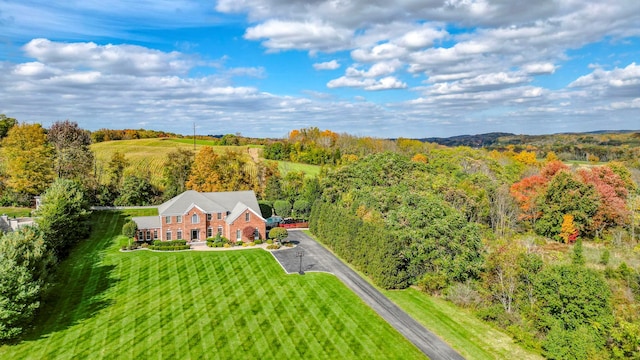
[510,174,547,226]
[540,160,569,180]
[577,166,630,235]
[243,226,257,241]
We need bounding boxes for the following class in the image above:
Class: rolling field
[0,210,424,359]
[91,139,320,186]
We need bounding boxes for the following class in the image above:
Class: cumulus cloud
[570,63,640,90]
[313,60,340,70]
[3,1,640,137]
[244,20,352,52]
[327,76,406,91]
[23,38,194,76]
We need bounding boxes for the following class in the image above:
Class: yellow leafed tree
[1,123,54,195]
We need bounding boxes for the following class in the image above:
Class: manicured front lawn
[0,210,424,359]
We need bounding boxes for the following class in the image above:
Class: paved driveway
[270,230,464,360]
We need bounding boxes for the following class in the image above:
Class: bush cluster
[149,240,189,251]
[148,245,190,251]
[206,235,230,248]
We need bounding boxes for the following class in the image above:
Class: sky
[0,1,639,138]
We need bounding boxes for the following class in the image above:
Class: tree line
[307,146,640,358]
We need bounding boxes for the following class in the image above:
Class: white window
[165,216,171,224]
[217,212,222,220]
[207,214,212,221]
[176,215,182,223]
[217,226,223,236]
[245,212,250,222]
[192,214,199,224]
[166,231,172,240]
[207,227,212,238]
[236,229,241,240]
[177,230,182,240]
[146,231,151,240]
[153,230,158,239]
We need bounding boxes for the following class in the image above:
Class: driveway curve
[271,230,464,360]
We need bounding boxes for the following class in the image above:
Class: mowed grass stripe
[0,211,425,359]
[294,276,348,358]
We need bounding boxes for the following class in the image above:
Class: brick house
[132,190,266,242]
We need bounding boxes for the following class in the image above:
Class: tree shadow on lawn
[18,212,124,343]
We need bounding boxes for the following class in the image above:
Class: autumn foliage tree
[510,174,547,226]
[1,123,54,198]
[578,166,630,236]
[186,146,221,192]
[559,214,578,243]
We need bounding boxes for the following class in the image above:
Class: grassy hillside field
[0,210,424,359]
[91,139,320,187]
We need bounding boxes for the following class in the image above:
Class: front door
[191,229,198,241]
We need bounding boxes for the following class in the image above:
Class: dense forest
[0,115,639,358]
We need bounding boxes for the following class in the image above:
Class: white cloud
[365,77,407,91]
[345,60,403,78]
[570,63,640,89]
[23,38,194,76]
[522,63,557,75]
[313,60,340,70]
[327,75,406,91]
[244,20,352,52]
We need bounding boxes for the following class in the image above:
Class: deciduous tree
[186,146,221,192]
[1,123,54,196]
[534,171,599,239]
[162,148,193,199]
[47,120,94,182]
[115,175,159,206]
[0,114,17,139]
[122,220,138,239]
[106,151,128,189]
[273,200,292,217]
[559,214,578,243]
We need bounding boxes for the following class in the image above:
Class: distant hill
[420,132,514,147]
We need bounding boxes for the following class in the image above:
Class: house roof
[225,201,266,224]
[157,190,263,218]
[133,216,161,229]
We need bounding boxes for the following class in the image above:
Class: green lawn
[0,210,424,359]
[0,207,32,217]
[277,161,321,178]
[383,289,542,360]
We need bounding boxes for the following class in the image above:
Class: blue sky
[1,1,639,138]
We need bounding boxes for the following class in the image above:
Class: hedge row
[149,245,190,251]
[309,200,409,289]
[153,240,187,247]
